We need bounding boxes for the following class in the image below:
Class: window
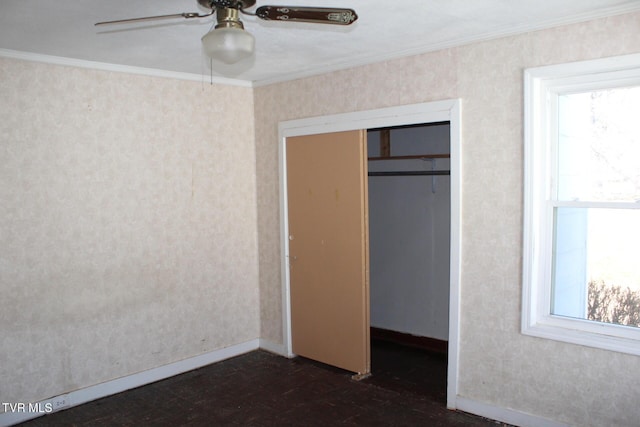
[522,54,640,355]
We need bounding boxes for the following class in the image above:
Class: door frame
[278,99,462,409]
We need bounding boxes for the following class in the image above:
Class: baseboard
[259,339,288,356]
[370,327,448,354]
[0,338,572,427]
[0,339,260,427]
[455,397,569,427]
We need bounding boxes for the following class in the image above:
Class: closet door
[286,130,370,375]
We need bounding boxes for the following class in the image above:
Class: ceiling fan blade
[255,6,358,25]
[95,11,213,26]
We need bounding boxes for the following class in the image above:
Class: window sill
[522,316,640,356]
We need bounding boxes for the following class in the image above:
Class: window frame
[522,53,640,356]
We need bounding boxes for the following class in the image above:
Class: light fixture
[201,7,254,64]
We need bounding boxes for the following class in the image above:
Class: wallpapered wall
[0,60,260,404]
[254,12,640,427]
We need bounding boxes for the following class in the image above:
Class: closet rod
[368,170,450,177]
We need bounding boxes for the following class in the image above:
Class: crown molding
[0,48,252,88]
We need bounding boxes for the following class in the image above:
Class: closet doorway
[367,123,451,401]
[279,100,461,409]
[368,123,450,345]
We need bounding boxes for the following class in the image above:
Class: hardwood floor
[19,340,506,426]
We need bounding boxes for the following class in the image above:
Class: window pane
[552,208,640,327]
[557,87,640,202]
[551,207,588,319]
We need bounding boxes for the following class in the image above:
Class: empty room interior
[2,1,640,426]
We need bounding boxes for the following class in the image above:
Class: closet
[367,122,451,345]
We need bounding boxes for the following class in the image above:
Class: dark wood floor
[20,340,505,426]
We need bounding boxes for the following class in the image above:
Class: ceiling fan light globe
[201,27,255,64]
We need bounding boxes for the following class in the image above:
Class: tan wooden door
[286,130,370,375]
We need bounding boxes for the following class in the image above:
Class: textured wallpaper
[0,59,259,404]
[254,12,640,427]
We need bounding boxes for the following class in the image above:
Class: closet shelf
[368,154,450,161]
[368,170,450,177]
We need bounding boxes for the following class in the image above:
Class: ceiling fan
[96,0,358,64]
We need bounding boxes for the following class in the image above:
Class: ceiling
[1,0,639,86]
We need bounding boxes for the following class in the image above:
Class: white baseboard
[259,339,288,356]
[0,339,260,427]
[455,397,570,427]
[1,342,571,427]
